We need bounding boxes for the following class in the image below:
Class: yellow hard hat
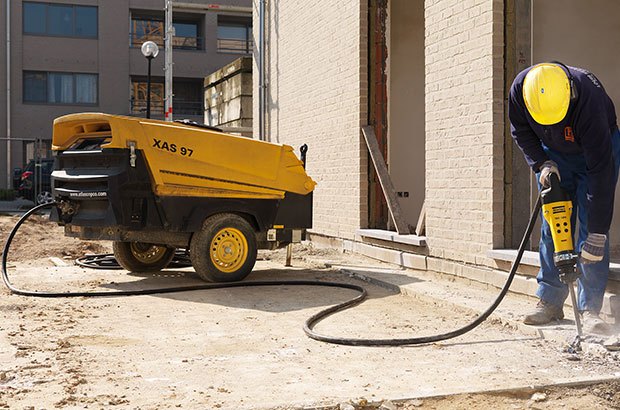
[523,63,571,125]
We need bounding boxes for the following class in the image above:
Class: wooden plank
[361,126,410,234]
[415,200,425,236]
[368,0,389,228]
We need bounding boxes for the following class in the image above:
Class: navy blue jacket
[509,65,618,234]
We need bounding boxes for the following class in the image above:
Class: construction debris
[531,392,547,402]
[604,335,620,351]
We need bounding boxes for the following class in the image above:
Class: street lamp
[141,41,159,119]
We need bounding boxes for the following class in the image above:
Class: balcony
[130,33,204,51]
[217,38,253,54]
[130,99,203,117]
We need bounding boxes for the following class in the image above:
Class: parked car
[12,167,22,190]
[17,159,55,204]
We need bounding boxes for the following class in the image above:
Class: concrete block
[352,242,427,270]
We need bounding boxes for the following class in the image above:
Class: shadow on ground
[95,266,407,314]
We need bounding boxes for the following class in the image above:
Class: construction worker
[509,62,620,334]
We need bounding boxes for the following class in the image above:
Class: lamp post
[141,41,159,119]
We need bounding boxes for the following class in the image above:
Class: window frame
[217,16,253,54]
[130,78,166,115]
[130,12,204,51]
[73,5,98,38]
[23,71,99,106]
[129,76,203,116]
[23,1,98,39]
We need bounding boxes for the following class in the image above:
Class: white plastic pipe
[6,0,11,188]
[165,0,173,121]
[258,0,265,140]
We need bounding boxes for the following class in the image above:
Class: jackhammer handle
[300,144,308,169]
[548,172,561,190]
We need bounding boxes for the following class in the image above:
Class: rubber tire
[112,241,176,273]
[190,213,257,282]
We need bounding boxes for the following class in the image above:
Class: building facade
[254,0,620,316]
[0,0,252,188]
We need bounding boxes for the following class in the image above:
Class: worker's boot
[523,299,564,325]
[582,311,612,335]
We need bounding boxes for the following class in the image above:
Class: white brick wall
[253,0,368,239]
[424,0,504,264]
[253,0,506,267]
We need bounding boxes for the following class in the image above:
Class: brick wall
[252,0,506,265]
[424,0,504,264]
[253,0,368,239]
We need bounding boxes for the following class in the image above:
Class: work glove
[580,233,607,264]
[539,160,560,188]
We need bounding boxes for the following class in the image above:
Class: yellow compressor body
[49,113,316,282]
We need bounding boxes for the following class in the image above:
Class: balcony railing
[130,99,203,117]
[130,34,204,51]
[217,38,253,54]
[175,100,204,116]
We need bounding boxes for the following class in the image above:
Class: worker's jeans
[536,128,620,313]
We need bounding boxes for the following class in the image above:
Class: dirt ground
[0,213,111,263]
[385,381,620,409]
[0,213,619,409]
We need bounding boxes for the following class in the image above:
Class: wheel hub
[129,243,168,263]
[210,228,248,273]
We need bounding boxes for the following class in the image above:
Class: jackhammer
[541,173,583,342]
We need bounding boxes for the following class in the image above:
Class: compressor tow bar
[2,195,568,347]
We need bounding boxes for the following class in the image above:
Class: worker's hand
[580,233,607,264]
[539,160,560,188]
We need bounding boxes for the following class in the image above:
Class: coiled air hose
[2,195,541,346]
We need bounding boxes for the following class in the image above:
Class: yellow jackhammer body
[541,173,583,338]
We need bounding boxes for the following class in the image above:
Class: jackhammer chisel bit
[567,283,583,341]
[560,267,582,347]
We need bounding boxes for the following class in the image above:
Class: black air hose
[2,195,542,346]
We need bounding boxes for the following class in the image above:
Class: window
[130,80,165,115]
[75,74,98,104]
[130,14,202,50]
[23,72,46,103]
[23,3,46,34]
[131,18,164,47]
[173,22,199,49]
[75,6,98,37]
[217,16,252,54]
[23,2,98,38]
[173,80,203,116]
[48,4,73,36]
[24,71,98,104]
[48,73,74,103]
[130,77,202,117]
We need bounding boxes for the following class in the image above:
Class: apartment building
[0,0,252,188]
